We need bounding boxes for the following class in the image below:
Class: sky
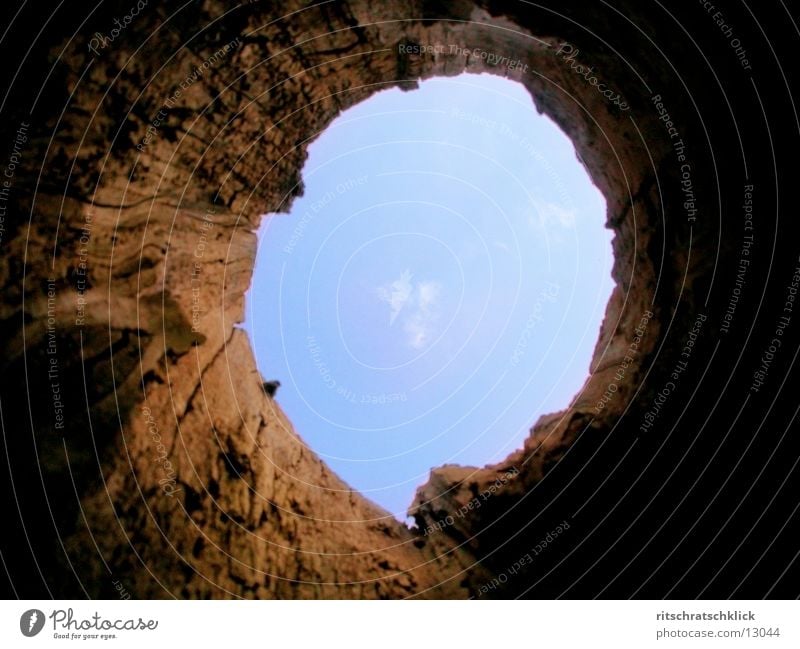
[244,73,614,521]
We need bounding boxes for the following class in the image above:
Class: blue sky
[245,73,614,521]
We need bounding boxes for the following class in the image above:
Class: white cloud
[529,200,576,230]
[376,271,442,350]
[417,280,440,309]
[376,268,413,325]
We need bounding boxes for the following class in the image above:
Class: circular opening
[245,73,614,519]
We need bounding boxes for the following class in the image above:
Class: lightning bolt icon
[28,611,38,632]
